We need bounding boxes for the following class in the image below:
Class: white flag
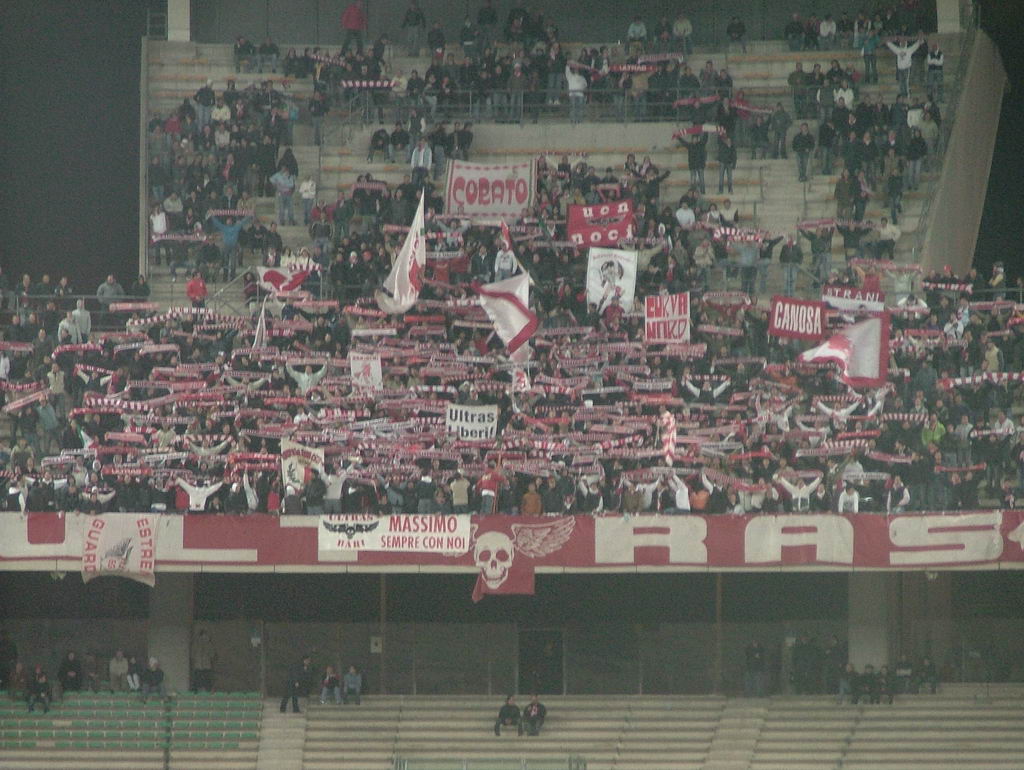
[81,514,161,587]
[349,351,383,391]
[799,314,890,387]
[376,192,427,314]
[476,272,538,357]
[252,297,268,349]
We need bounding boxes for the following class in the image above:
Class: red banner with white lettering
[645,292,691,343]
[769,295,826,340]
[567,200,636,247]
[445,160,537,221]
[8,513,1024,601]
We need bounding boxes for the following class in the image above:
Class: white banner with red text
[81,514,161,587]
[444,160,537,221]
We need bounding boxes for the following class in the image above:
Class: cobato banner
[445,160,536,220]
[319,514,471,553]
[769,295,826,340]
[587,248,638,313]
[645,292,691,343]
[81,514,160,587]
[567,200,636,247]
[446,403,499,440]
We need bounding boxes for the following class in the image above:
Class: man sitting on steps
[494,695,522,736]
[522,694,547,736]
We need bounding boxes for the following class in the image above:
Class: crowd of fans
[1,243,1022,518]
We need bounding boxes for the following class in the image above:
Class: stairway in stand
[255,700,305,770]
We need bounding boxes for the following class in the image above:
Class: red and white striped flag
[799,315,890,388]
[475,273,538,361]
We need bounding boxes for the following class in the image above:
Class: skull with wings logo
[469,518,575,601]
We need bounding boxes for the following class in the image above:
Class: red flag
[799,314,890,388]
[470,518,576,602]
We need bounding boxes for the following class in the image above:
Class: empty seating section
[293,687,1024,770]
[169,691,262,770]
[0,690,261,770]
[0,690,165,770]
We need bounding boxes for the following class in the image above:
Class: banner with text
[281,439,325,490]
[446,403,499,440]
[81,514,161,587]
[568,200,636,247]
[349,352,383,391]
[445,160,537,221]
[319,514,472,553]
[822,285,886,313]
[769,295,826,340]
[645,292,691,343]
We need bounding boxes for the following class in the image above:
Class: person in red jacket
[186,270,208,308]
[341,0,367,54]
[476,461,506,515]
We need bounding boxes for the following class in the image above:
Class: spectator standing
[299,176,317,225]
[109,650,129,692]
[186,271,208,308]
[886,35,924,97]
[565,64,587,124]
[96,275,125,307]
[926,43,944,102]
[71,299,91,342]
[341,0,368,54]
[269,167,297,226]
[259,38,279,73]
[673,13,693,56]
[281,654,313,713]
[862,28,881,84]
[792,123,815,182]
[726,16,746,53]
[717,135,736,194]
[401,1,426,57]
[191,629,215,692]
[194,79,215,129]
[819,15,837,49]
[744,640,767,696]
[626,16,648,55]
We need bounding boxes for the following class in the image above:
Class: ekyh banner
[319,514,472,553]
[644,292,690,343]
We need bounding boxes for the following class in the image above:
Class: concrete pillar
[147,573,194,693]
[848,573,896,669]
[936,0,965,33]
[167,0,192,42]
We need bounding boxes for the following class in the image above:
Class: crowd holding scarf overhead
[3,244,1024,518]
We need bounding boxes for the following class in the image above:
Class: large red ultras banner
[4,513,1024,599]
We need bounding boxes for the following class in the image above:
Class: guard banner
[319,515,471,553]
[81,514,160,587]
[769,295,826,340]
[445,160,536,220]
[645,292,691,343]
[567,200,636,247]
[445,403,499,440]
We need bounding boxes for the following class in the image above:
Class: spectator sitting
[522,694,546,736]
[96,274,125,307]
[343,664,362,704]
[109,649,129,692]
[726,16,747,53]
[27,667,52,714]
[494,695,522,736]
[320,665,342,704]
[140,657,166,702]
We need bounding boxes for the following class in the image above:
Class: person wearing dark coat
[57,651,82,694]
[280,654,313,713]
[522,694,547,736]
[494,695,522,736]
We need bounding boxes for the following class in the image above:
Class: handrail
[208,273,249,315]
[140,35,151,279]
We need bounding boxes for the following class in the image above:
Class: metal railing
[7,293,156,332]
[394,758,586,770]
[322,87,735,129]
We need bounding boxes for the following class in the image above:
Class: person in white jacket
[175,478,224,512]
[837,482,859,513]
[286,363,328,394]
[885,35,923,97]
[299,176,317,225]
[775,472,822,512]
[666,473,691,513]
[565,64,588,124]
